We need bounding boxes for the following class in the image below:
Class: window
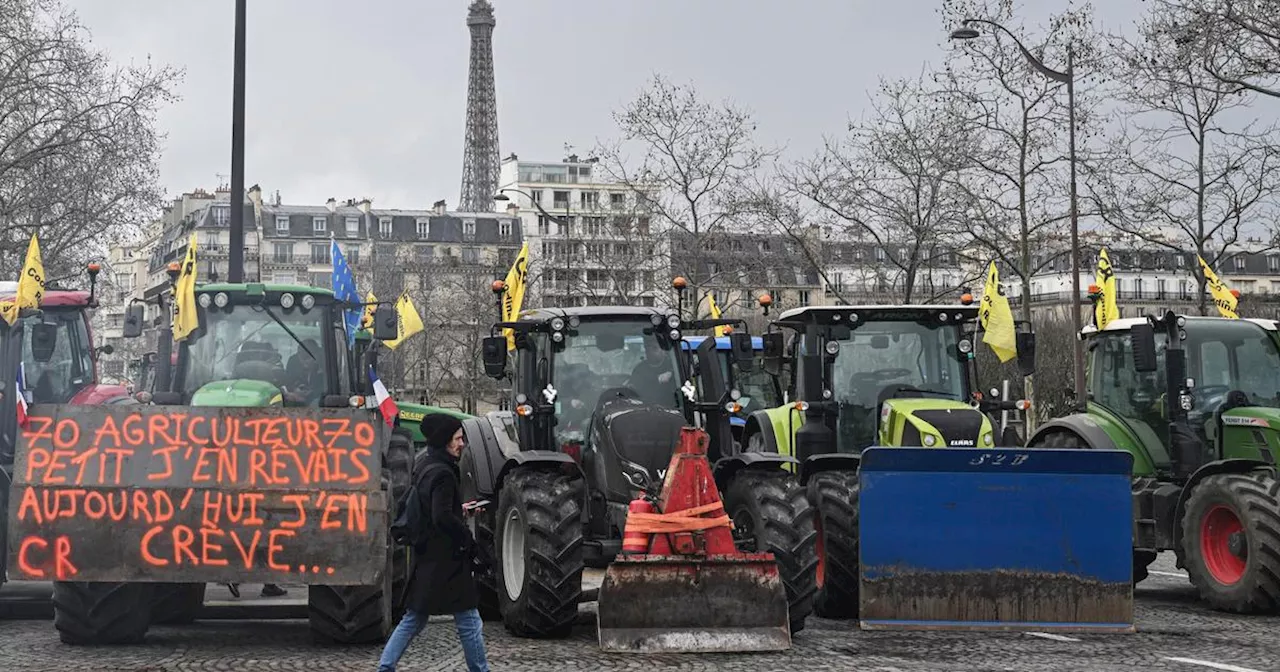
[1235,255,1247,270]
[312,216,327,233]
[212,206,230,227]
[416,218,429,238]
[529,189,543,205]
[272,243,293,263]
[799,290,811,306]
[379,217,392,237]
[463,219,476,239]
[273,271,297,284]
[580,191,598,208]
[537,216,551,236]
[462,247,479,264]
[610,192,625,209]
[348,248,360,265]
[415,246,434,263]
[499,220,513,239]
[1269,255,1279,273]
[310,243,330,264]
[1157,278,1166,298]
[346,217,360,235]
[1177,255,1186,267]
[553,191,570,209]
[310,272,329,286]
[275,216,290,232]
[636,217,650,235]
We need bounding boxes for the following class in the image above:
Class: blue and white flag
[331,238,361,346]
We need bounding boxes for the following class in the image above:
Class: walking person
[377,414,491,672]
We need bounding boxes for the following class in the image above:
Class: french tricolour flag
[15,363,28,428]
[369,367,398,427]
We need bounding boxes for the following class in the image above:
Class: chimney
[505,203,520,217]
[358,198,372,214]
[433,199,447,215]
[273,190,282,206]
[326,198,337,213]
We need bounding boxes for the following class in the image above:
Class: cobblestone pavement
[3,554,1280,672]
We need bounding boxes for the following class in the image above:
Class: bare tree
[426,268,504,414]
[538,202,665,308]
[593,75,776,312]
[774,73,979,304]
[1155,0,1280,101]
[0,0,181,281]
[1087,0,1280,315]
[938,0,1108,323]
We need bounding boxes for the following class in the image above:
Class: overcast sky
[65,1,1147,211]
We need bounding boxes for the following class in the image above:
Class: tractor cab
[1082,313,1280,478]
[124,282,397,408]
[683,335,780,438]
[757,304,1035,459]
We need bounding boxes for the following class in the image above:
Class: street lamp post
[950,18,1086,410]
[228,0,247,283]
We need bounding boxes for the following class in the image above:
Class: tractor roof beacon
[463,303,819,641]
[1030,310,1280,611]
[0,264,130,593]
[52,280,411,646]
[741,299,1037,620]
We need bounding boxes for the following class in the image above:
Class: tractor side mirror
[762,332,784,377]
[123,303,145,339]
[30,322,57,363]
[730,332,755,372]
[1016,332,1036,376]
[482,336,507,378]
[1131,323,1158,373]
[372,304,398,341]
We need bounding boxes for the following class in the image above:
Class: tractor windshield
[553,320,681,443]
[181,303,334,405]
[10,308,96,404]
[829,320,966,451]
[716,350,779,416]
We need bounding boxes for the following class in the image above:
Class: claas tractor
[463,306,817,645]
[12,278,412,646]
[1028,310,1280,612]
[0,265,133,593]
[741,303,1036,619]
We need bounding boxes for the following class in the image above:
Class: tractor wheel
[723,469,818,635]
[472,505,501,621]
[1180,470,1280,613]
[307,428,414,644]
[53,581,154,644]
[806,470,860,619]
[495,468,584,638]
[150,582,206,625]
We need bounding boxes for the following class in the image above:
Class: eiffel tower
[458,0,500,213]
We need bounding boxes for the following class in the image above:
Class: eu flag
[331,238,361,346]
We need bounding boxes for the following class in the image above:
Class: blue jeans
[376,608,489,672]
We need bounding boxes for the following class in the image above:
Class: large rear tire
[1181,470,1280,613]
[149,582,206,625]
[495,468,584,638]
[723,469,818,635]
[308,428,414,644]
[53,581,153,644]
[472,506,501,621]
[806,470,860,619]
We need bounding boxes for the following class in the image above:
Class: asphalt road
[2,554,1278,672]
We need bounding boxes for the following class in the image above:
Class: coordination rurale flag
[1198,255,1239,319]
[0,233,46,326]
[172,233,199,341]
[1094,247,1119,329]
[501,242,529,350]
[384,292,424,350]
[979,261,1017,363]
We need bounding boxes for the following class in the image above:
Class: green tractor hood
[1219,406,1280,462]
[189,379,284,407]
[878,397,997,449]
[395,403,475,445]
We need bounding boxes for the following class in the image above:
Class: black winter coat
[406,448,479,615]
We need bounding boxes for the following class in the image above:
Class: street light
[950,18,1086,410]
[494,188,569,226]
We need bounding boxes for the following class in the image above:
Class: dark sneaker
[261,584,288,597]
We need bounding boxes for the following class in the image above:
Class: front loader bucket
[597,552,791,653]
[858,447,1135,633]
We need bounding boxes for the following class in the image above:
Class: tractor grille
[912,408,985,447]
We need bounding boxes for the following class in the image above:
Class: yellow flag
[1199,255,1239,318]
[1094,247,1119,329]
[708,293,728,338]
[501,242,530,350]
[172,233,199,340]
[979,261,1017,363]
[384,292,424,350]
[360,291,377,330]
[0,233,46,325]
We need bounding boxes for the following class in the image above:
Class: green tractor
[741,302,1035,618]
[1027,310,1280,612]
[102,279,413,644]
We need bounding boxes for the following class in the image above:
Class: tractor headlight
[650,314,663,326]
[301,294,315,310]
[729,388,741,401]
[568,315,580,328]
[669,329,681,341]
[214,292,229,308]
[824,341,840,355]
[822,389,833,399]
[280,292,295,308]
[924,434,937,447]
[349,395,363,408]
[552,331,564,343]
[550,317,566,331]
[958,339,973,354]
[666,314,681,329]
[198,294,212,308]
[983,432,994,446]
[939,312,949,321]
